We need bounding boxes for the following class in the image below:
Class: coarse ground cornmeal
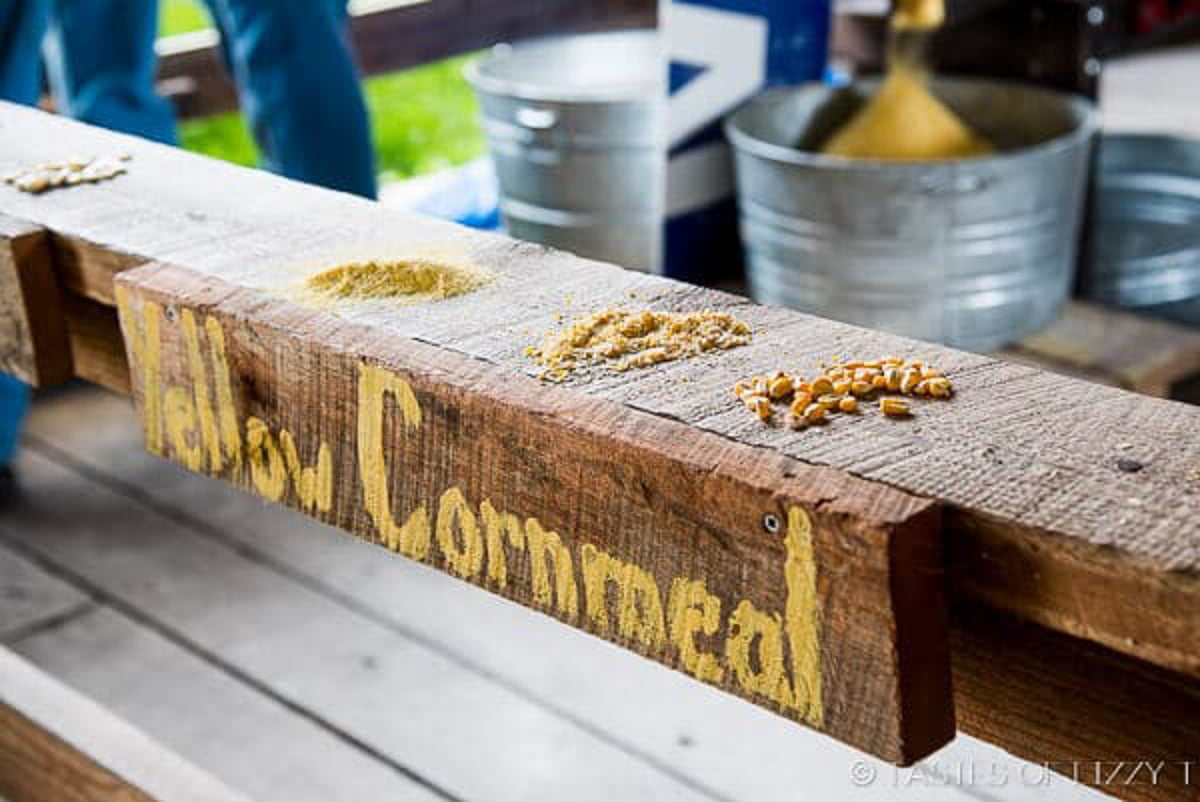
[528,309,752,380]
[304,258,490,303]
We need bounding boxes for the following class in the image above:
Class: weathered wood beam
[156,0,657,119]
[0,216,71,386]
[951,603,1200,802]
[2,103,1198,763]
[0,647,250,802]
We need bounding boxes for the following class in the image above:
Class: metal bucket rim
[723,76,1098,171]
[465,31,662,105]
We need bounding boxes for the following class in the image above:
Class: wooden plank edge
[948,508,1200,677]
[0,647,250,802]
[113,261,955,765]
[0,215,72,386]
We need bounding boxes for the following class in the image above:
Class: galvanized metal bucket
[1081,133,1200,327]
[467,31,664,272]
[725,78,1097,350]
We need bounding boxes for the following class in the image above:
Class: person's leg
[0,0,50,104]
[0,374,30,499]
[203,0,376,198]
[43,0,177,144]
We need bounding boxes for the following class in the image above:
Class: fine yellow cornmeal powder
[304,258,490,303]
[528,309,752,380]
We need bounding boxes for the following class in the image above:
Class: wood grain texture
[113,262,952,764]
[0,214,71,386]
[0,104,1195,677]
[0,646,250,802]
[1002,301,1200,398]
[952,603,1200,802]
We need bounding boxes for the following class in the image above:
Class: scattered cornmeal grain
[529,308,751,379]
[734,355,953,426]
[304,258,489,303]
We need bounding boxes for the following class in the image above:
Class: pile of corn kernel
[3,154,130,194]
[528,308,751,381]
[734,356,953,427]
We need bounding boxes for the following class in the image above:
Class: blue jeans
[0,0,376,195]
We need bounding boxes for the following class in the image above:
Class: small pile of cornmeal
[304,258,488,302]
[529,309,752,380]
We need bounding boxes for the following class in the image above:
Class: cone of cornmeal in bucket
[821,0,993,161]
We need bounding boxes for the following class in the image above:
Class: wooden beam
[952,603,1200,802]
[2,103,1199,759]
[114,261,953,764]
[0,647,250,802]
[0,216,71,386]
[156,0,657,119]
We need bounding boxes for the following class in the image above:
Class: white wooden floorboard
[9,603,445,802]
[1,441,716,802]
[0,540,91,641]
[20,386,1109,802]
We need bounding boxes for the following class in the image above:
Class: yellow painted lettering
[181,310,221,473]
[163,386,203,471]
[479,500,520,588]
[667,578,724,682]
[356,363,430,559]
[725,600,793,707]
[512,519,578,619]
[115,288,162,455]
[279,429,333,513]
[436,487,483,579]
[784,507,823,727]
[245,416,287,502]
[205,316,242,473]
[581,544,666,648]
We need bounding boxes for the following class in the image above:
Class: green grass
[162,0,486,183]
[159,0,210,37]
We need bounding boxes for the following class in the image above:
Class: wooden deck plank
[9,605,445,802]
[0,103,1195,688]
[0,542,90,642]
[0,448,728,802]
[22,385,1113,802]
[0,645,250,802]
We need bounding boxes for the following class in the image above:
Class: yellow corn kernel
[789,391,813,415]
[794,380,812,394]
[914,379,932,396]
[733,380,753,399]
[832,379,851,395]
[745,394,772,421]
[900,369,920,394]
[882,356,904,366]
[841,360,863,370]
[879,397,911,417]
[884,367,902,391]
[752,376,770,396]
[850,380,873,396]
[920,365,942,379]
[838,396,858,413]
[855,367,880,382]
[810,376,835,396]
[803,402,827,423]
[863,360,882,369]
[928,377,953,398]
[816,394,842,409]
[871,374,887,390]
[908,359,924,370]
[767,373,794,400]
